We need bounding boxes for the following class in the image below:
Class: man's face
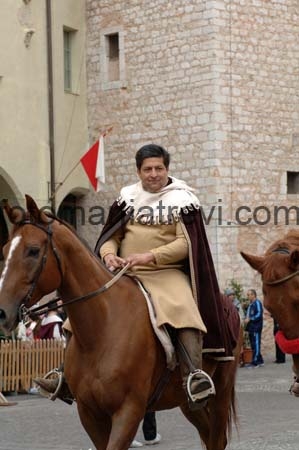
[137,157,169,193]
[247,291,255,302]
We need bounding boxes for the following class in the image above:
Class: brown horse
[241,230,299,386]
[0,196,240,450]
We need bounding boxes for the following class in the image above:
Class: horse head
[241,234,299,340]
[0,195,62,332]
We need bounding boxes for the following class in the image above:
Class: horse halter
[18,220,63,320]
[263,247,299,286]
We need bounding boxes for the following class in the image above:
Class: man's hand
[125,252,156,267]
[244,318,250,325]
[104,254,126,272]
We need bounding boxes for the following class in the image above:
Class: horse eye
[27,247,40,258]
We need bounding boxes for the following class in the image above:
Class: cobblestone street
[0,356,298,450]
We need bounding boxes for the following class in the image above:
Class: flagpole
[102,126,113,138]
[49,126,113,202]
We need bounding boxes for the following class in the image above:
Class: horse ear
[289,250,299,270]
[240,251,265,273]
[2,199,24,224]
[25,195,50,224]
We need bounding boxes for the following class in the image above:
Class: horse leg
[106,398,145,450]
[290,354,299,395]
[77,401,111,450]
[179,401,210,449]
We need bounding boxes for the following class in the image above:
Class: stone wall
[82,0,234,247]
[82,0,299,354]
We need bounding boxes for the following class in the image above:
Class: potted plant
[242,331,253,364]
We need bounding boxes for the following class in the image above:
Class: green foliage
[228,279,249,311]
[227,279,251,349]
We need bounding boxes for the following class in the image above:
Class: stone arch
[57,188,87,230]
[0,168,21,273]
[0,207,8,262]
[0,168,22,206]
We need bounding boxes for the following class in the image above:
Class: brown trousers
[177,328,203,380]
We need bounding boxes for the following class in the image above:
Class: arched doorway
[57,194,78,229]
[0,207,8,262]
[0,172,19,274]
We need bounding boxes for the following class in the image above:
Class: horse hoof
[290,381,299,396]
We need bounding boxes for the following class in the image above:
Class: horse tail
[227,383,238,441]
[227,330,242,440]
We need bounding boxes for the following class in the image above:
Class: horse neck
[56,227,111,345]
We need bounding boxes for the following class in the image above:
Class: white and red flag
[80,134,106,191]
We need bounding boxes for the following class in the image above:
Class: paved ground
[0,355,298,450]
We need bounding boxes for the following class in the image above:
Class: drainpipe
[46,0,55,213]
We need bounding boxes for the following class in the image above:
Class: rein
[18,220,130,321]
[264,270,299,286]
[263,247,299,286]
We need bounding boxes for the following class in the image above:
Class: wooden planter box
[241,348,253,365]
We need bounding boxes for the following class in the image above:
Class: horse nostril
[0,309,7,323]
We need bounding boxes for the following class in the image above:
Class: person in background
[16,321,27,340]
[224,288,245,321]
[273,318,286,364]
[130,412,161,447]
[38,309,65,341]
[244,289,264,368]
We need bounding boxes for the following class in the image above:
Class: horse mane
[46,213,94,252]
[45,213,107,270]
[265,230,299,254]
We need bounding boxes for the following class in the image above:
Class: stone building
[80,0,299,307]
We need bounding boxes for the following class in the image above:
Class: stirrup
[187,369,215,403]
[39,368,64,402]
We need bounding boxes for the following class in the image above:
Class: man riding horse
[35,144,234,407]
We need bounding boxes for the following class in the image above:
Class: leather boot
[33,364,74,405]
[177,328,215,408]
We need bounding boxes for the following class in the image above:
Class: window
[106,34,120,82]
[64,29,74,92]
[100,27,126,90]
[287,171,299,194]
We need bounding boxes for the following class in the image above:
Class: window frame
[100,27,126,90]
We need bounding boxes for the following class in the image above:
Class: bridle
[263,247,299,286]
[17,220,129,321]
[19,220,63,313]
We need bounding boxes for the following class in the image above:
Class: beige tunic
[100,221,206,332]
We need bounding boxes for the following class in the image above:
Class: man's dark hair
[135,144,170,170]
[248,289,257,297]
